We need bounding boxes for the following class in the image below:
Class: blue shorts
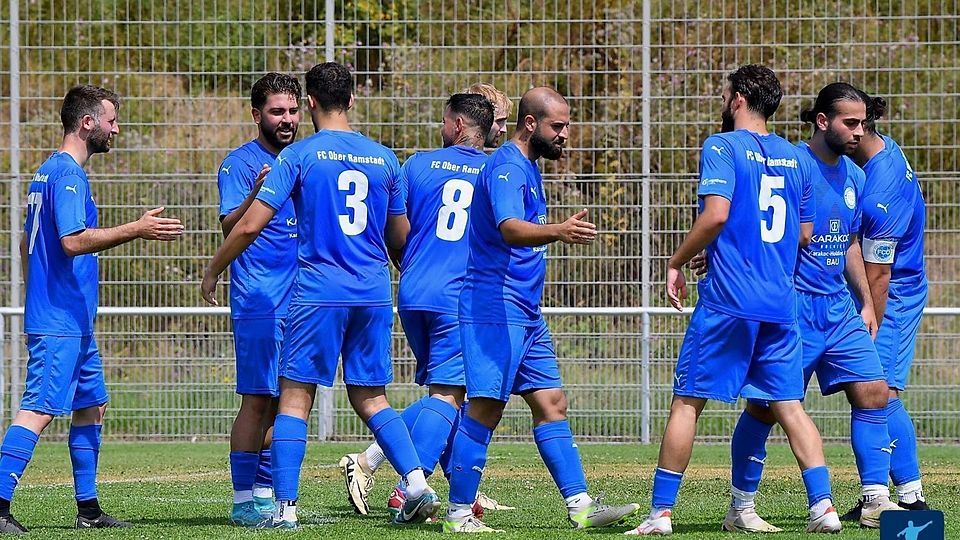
[280,304,393,387]
[675,303,804,404]
[460,319,562,402]
[20,335,109,416]
[798,291,886,396]
[875,283,928,390]
[399,310,465,387]
[232,318,283,397]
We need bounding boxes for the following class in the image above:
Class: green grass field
[7,441,958,538]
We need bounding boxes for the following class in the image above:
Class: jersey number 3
[759,174,786,243]
[338,170,369,235]
[435,179,474,241]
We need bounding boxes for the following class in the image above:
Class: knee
[346,386,389,422]
[744,402,776,425]
[240,395,273,418]
[71,405,104,426]
[531,390,568,425]
[465,399,505,429]
[847,381,890,410]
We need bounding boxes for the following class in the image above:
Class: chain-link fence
[0,1,957,442]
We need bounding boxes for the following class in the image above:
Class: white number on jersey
[759,174,786,243]
[435,179,474,241]
[338,170,369,236]
[26,191,43,254]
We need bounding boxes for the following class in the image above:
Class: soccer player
[338,93,496,518]
[217,73,301,527]
[722,83,901,532]
[201,62,438,529]
[626,65,840,535]
[0,85,184,533]
[441,86,641,534]
[462,83,513,148]
[845,95,930,517]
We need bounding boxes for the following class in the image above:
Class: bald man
[440,87,641,533]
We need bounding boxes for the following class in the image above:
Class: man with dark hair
[721,82,901,532]
[339,93,503,519]
[217,72,301,527]
[627,65,839,535]
[0,85,183,533]
[848,95,930,517]
[461,83,513,148]
[440,87,640,534]
[202,62,438,529]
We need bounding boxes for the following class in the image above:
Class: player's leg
[723,402,781,533]
[229,318,282,525]
[263,304,336,529]
[881,288,928,510]
[517,320,639,529]
[629,305,753,536]
[342,306,437,524]
[253,402,278,515]
[442,322,522,533]
[747,319,840,533]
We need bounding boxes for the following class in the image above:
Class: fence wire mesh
[0,1,957,442]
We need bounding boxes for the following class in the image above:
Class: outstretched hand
[666,265,687,311]
[557,209,597,245]
[138,207,184,241]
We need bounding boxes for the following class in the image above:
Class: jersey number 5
[435,179,474,241]
[338,170,369,235]
[759,174,786,243]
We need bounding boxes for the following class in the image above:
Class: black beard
[88,125,111,154]
[824,130,854,156]
[262,124,298,150]
[720,110,735,133]
[531,131,562,160]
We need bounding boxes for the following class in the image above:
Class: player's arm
[844,235,878,338]
[799,221,813,248]
[666,195,730,310]
[201,200,276,305]
[385,214,410,271]
[61,207,183,257]
[499,208,596,247]
[864,261,892,323]
[860,192,907,324]
[220,164,270,237]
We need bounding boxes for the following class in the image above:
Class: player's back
[257,129,403,306]
[696,130,814,323]
[793,143,865,295]
[398,145,487,314]
[217,140,298,318]
[859,135,925,286]
[24,151,99,336]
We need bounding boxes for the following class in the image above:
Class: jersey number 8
[435,179,474,241]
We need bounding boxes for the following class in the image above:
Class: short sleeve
[860,191,909,264]
[488,163,528,226]
[698,135,736,200]
[53,174,89,238]
[217,154,258,218]
[387,153,406,215]
[256,147,299,211]
[799,159,816,223]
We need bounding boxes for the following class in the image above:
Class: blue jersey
[859,135,926,288]
[794,142,865,295]
[256,129,404,307]
[398,145,487,314]
[218,140,298,319]
[459,142,547,326]
[696,130,816,324]
[23,152,98,336]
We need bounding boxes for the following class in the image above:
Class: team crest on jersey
[874,242,894,263]
[829,220,841,234]
[844,186,856,209]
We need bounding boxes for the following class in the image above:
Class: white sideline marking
[18,464,338,490]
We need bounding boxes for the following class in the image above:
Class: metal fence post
[639,0,652,445]
[8,0,22,428]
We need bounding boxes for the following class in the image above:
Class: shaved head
[516,86,568,129]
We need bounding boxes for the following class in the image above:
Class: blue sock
[533,420,588,498]
[0,426,39,501]
[448,415,493,505]
[851,407,891,487]
[255,446,272,489]
[400,398,426,432]
[885,397,921,485]
[439,405,466,479]
[409,397,458,475]
[730,410,773,492]
[271,415,307,501]
[651,468,683,509]
[800,465,832,507]
[367,408,420,477]
[229,451,259,492]
[69,424,101,501]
